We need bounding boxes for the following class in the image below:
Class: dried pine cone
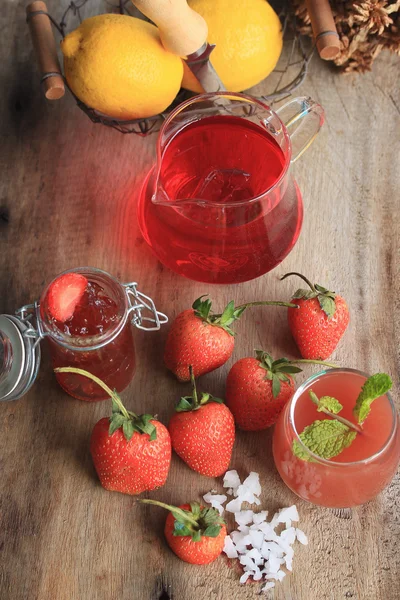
[292,0,400,71]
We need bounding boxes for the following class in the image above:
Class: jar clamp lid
[0,310,41,402]
[0,281,167,402]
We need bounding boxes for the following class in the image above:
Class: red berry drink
[40,269,136,401]
[273,369,400,507]
[138,114,302,284]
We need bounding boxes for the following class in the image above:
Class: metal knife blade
[186,43,226,93]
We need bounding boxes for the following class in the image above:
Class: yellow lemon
[61,15,183,120]
[183,0,283,92]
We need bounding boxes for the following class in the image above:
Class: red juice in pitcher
[138,114,303,284]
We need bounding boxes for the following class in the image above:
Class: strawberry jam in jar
[37,267,167,402]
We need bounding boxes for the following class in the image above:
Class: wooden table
[1,2,399,599]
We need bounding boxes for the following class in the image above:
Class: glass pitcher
[137,92,324,284]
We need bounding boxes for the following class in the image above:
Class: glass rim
[289,367,398,467]
[156,91,292,208]
[39,266,129,352]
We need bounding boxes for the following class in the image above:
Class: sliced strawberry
[47,273,88,322]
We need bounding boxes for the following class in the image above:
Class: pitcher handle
[276,97,325,163]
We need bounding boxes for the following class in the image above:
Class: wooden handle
[305,0,340,60]
[132,0,208,57]
[26,1,65,100]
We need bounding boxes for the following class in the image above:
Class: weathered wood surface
[0,2,399,599]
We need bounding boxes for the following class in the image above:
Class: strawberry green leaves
[54,367,158,442]
[353,373,393,424]
[192,296,245,335]
[255,351,337,398]
[294,374,392,462]
[140,499,225,541]
[192,295,298,336]
[257,351,303,398]
[281,272,337,318]
[107,392,157,441]
[293,420,357,461]
[175,365,224,412]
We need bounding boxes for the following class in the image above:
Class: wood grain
[0,2,399,599]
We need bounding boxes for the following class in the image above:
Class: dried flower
[293,0,400,71]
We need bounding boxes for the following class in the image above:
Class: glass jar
[0,267,167,402]
[272,369,400,508]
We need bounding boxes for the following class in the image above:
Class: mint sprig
[293,373,392,462]
[353,373,393,424]
[309,391,343,414]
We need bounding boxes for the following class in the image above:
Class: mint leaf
[310,391,343,414]
[294,420,357,461]
[353,373,393,424]
[292,439,315,462]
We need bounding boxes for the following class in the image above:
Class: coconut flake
[240,572,251,584]
[215,471,307,592]
[249,529,264,550]
[296,528,308,545]
[226,497,243,514]
[223,536,238,559]
[276,505,299,525]
[262,581,275,592]
[242,472,262,496]
[202,492,227,515]
[234,510,254,526]
[223,470,241,491]
[280,526,296,546]
[252,510,268,524]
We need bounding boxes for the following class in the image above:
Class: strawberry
[225,351,335,430]
[168,367,235,477]
[55,367,171,495]
[281,272,350,360]
[47,272,87,322]
[164,295,297,381]
[140,499,226,565]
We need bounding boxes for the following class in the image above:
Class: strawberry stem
[189,365,199,409]
[280,272,316,292]
[293,359,338,369]
[139,499,200,529]
[234,300,299,310]
[54,367,132,420]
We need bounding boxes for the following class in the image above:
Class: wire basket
[43,0,314,135]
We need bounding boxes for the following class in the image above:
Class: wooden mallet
[26,1,65,100]
[305,0,341,60]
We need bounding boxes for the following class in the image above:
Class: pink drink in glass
[273,369,400,508]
